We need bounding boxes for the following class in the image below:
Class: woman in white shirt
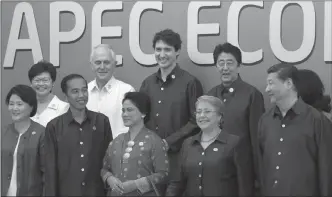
[28,60,69,127]
[1,85,45,196]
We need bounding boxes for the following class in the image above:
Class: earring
[141,115,145,119]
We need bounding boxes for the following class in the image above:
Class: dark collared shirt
[140,65,203,152]
[258,99,332,196]
[44,109,113,196]
[1,121,45,196]
[208,76,265,178]
[166,131,254,196]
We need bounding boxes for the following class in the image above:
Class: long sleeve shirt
[166,131,254,196]
[258,98,332,196]
[101,127,169,196]
[1,121,45,196]
[208,76,265,179]
[44,109,113,196]
[140,65,203,152]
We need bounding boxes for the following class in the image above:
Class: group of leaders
[2,29,332,196]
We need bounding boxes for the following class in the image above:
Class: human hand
[107,176,124,195]
[122,180,137,194]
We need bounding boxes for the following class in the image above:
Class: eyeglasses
[217,61,236,68]
[32,78,51,84]
[194,110,217,116]
[122,140,135,163]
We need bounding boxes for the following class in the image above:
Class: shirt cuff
[135,177,151,194]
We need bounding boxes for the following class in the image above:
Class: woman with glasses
[101,92,169,196]
[166,95,254,196]
[28,60,69,127]
[1,85,45,196]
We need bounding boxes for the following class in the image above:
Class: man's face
[90,47,116,82]
[266,72,290,104]
[215,52,239,85]
[154,40,179,69]
[65,78,89,110]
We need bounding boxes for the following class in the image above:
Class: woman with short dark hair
[101,92,169,196]
[1,85,45,196]
[297,69,332,121]
[28,60,69,126]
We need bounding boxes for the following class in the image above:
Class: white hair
[90,44,117,63]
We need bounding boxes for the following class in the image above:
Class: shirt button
[82,182,85,186]
[156,113,159,117]
[278,152,281,155]
[80,128,83,131]
[223,99,226,102]
[280,138,284,142]
[80,142,83,145]
[198,162,202,165]
[81,154,84,158]
[8,175,11,180]
[156,126,158,130]
[276,166,279,170]
[81,168,85,172]
[198,174,202,178]
[158,100,161,104]
[281,124,285,128]
[199,186,202,190]
[274,180,278,184]
[202,152,205,155]
[161,87,164,91]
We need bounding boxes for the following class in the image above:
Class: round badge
[213,148,219,151]
[139,142,144,146]
[125,147,133,153]
[128,141,135,147]
[171,75,175,79]
[229,88,234,93]
[123,153,130,159]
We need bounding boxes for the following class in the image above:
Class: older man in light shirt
[87,44,135,138]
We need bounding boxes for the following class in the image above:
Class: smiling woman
[28,60,69,127]
[1,85,45,196]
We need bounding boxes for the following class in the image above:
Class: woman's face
[122,99,144,127]
[195,101,221,130]
[8,94,33,122]
[31,72,53,97]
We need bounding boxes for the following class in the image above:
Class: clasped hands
[107,176,137,195]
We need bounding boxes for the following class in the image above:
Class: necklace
[201,130,221,143]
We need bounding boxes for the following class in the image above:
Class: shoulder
[54,96,69,111]
[238,80,263,96]
[180,69,201,83]
[1,123,13,135]
[145,129,163,142]
[113,78,135,91]
[89,110,109,120]
[142,72,157,84]
[30,120,45,136]
[207,85,220,95]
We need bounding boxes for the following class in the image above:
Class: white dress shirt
[7,133,22,197]
[31,95,69,127]
[87,77,135,138]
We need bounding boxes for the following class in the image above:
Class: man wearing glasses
[208,42,265,194]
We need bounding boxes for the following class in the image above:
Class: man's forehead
[155,40,174,48]
[217,53,236,61]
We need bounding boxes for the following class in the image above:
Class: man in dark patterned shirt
[139,29,203,181]
[44,74,113,196]
[258,63,332,196]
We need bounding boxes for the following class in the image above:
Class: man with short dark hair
[208,42,264,192]
[44,74,113,196]
[258,63,332,196]
[139,29,203,182]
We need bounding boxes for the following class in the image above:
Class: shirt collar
[219,75,243,95]
[62,108,93,126]
[192,130,228,145]
[155,64,182,82]
[89,76,117,93]
[47,95,60,110]
[273,98,307,117]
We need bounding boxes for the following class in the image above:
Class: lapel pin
[139,142,144,146]
[171,75,175,79]
[32,131,36,135]
[93,126,96,130]
[213,148,218,152]
[229,88,234,93]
